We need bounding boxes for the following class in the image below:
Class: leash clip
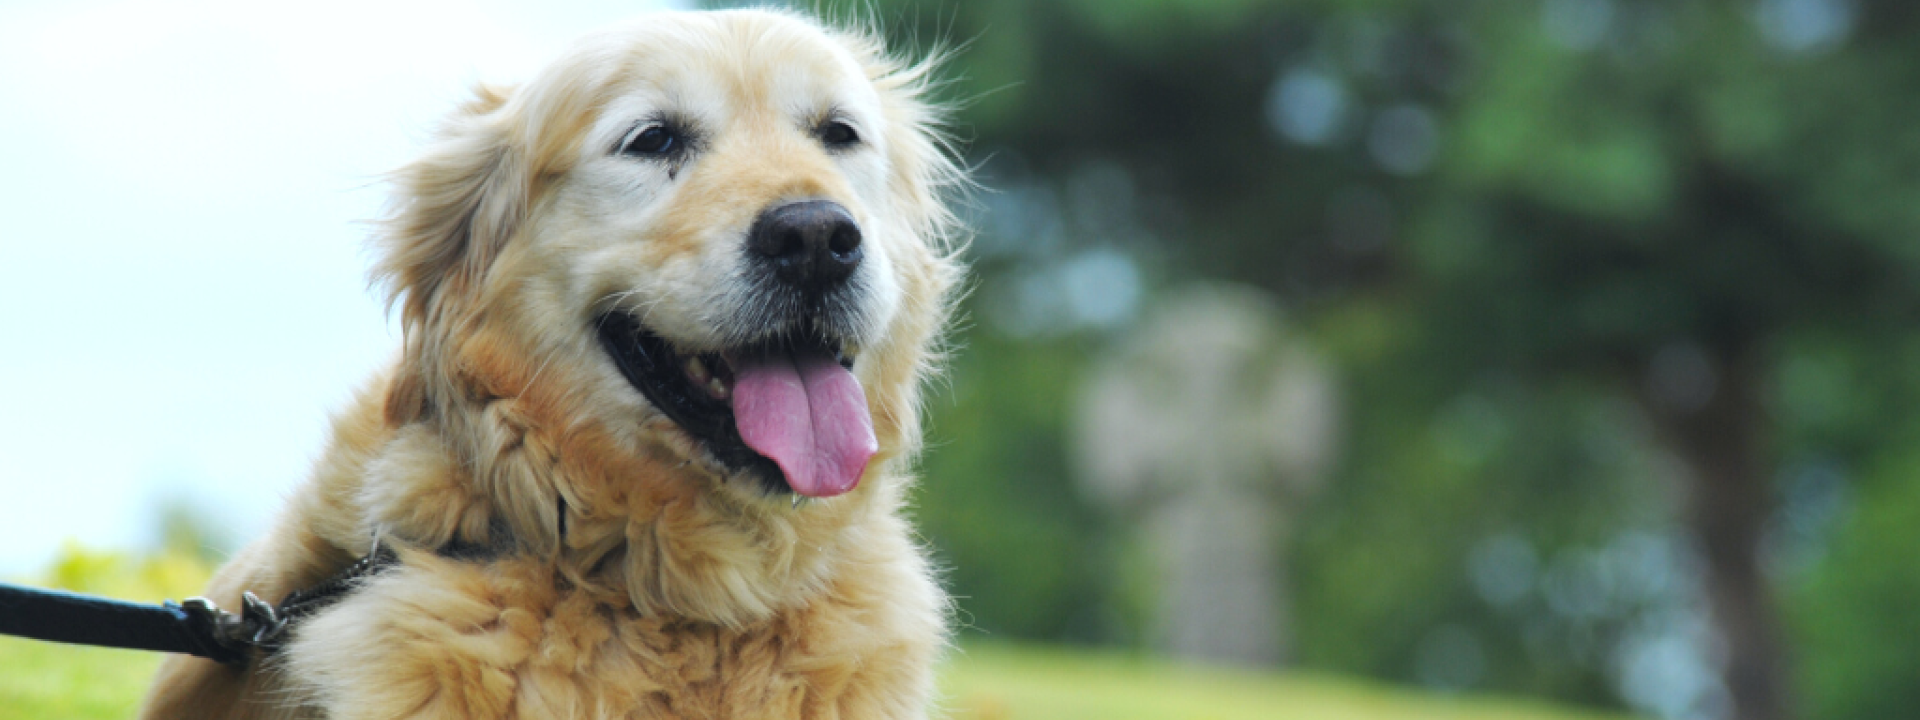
[175,591,292,662]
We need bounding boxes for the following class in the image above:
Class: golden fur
[140,9,964,719]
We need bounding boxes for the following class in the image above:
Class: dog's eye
[620,125,678,157]
[819,121,860,149]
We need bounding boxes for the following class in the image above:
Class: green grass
[0,639,164,720]
[1,547,1635,720]
[938,642,1637,720]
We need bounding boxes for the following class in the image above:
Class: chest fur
[278,555,941,720]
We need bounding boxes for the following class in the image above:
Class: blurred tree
[1384,6,1920,720]
[154,497,236,565]
[713,1,1920,719]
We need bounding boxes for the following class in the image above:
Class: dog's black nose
[747,200,863,292]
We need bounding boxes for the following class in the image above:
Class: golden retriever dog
[139,9,964,719]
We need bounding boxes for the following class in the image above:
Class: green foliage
[41,543,213,605]
[792,0,1920,718]
[1789,416,1920,720]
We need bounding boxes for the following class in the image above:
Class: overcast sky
[0,0,680,575]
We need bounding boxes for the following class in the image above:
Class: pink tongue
[729,348,877,497]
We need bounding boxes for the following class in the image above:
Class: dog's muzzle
[597,200,883,498]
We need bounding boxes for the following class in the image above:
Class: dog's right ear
[375,84,527,425]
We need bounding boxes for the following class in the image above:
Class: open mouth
[596,312,877,498]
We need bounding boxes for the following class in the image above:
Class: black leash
[0,541,398,667]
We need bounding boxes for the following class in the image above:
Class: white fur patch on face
[533,14,902,355]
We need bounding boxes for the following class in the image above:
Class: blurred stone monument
[1074,283,1339,666]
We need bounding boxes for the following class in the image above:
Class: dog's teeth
[706,375,731,400]
[684,357,711,386]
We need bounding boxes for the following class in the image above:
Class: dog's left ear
[375,84,527,334]
[372,85,528,426]
[372,70,604,426]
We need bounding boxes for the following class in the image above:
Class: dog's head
[367,10,963,624]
